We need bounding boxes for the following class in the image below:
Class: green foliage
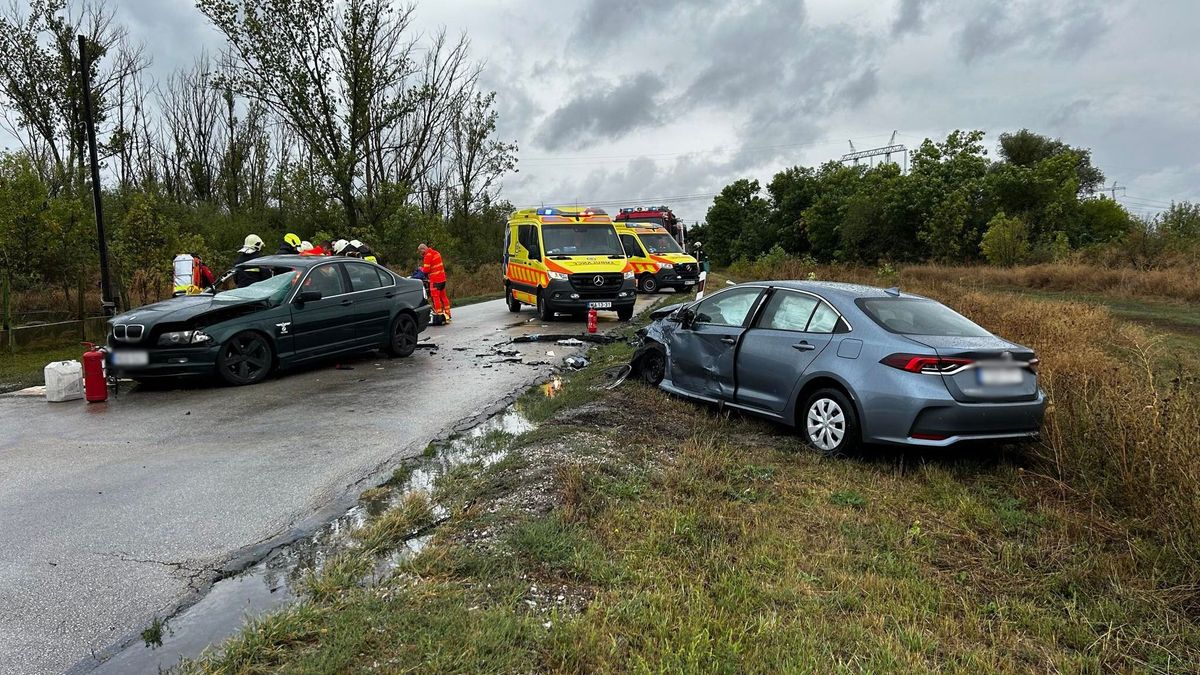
[980,213,1031,267]
[702,129,1143,267]
[1158,202,1200,240]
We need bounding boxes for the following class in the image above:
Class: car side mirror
[679,308,696,329]
[295,290,322,304]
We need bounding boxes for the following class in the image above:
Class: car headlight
[623,270,635,280]
[158,330,212,346]
[547,271,569,280]
[657,263,674,270]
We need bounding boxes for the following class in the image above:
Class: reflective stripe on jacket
[422,248,447,283]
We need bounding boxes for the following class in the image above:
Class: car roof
[751,280,931,303]
[241,254,350,268]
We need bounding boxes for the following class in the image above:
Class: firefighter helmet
[333,239,350,254]
[284,233,301,248]
[299,240,313,253]
[240,234,264,253]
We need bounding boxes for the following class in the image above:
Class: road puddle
[90,407,534,673]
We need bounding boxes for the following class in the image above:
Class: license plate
[110,350,149,367]
[588,301,612,309]
[683,280,696,285]
[978,368,1023,386]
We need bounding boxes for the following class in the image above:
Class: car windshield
[857,297,991,337]
[215,270,299,306]
[542,224,624,257]
[639,233,683,254]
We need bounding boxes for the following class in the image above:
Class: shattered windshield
[214,270,299,306]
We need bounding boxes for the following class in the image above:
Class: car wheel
[637,344,666,386]
[217,331,274,386]
[639,274,659,294]
[506,286,521,313]
[388,313,418,357]
[801,388,860,456]
[536,290,556,321]
[617,305,634,321]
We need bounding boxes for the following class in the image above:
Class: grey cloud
[892,0,932,36]
[1048,99,1091,128]
[955,0,1112,64]
[535,72,667,150]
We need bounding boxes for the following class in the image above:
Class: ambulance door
[509,223,542,303]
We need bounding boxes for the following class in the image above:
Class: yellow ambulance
[503,207,637,321]
[614,223,701,293]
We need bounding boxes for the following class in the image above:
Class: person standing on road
[418,242,450,324]
[277,232,302,255]
[234,234,267,288]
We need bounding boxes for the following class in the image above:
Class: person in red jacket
[418,243,450,324]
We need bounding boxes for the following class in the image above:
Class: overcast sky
[46,0,1200,220]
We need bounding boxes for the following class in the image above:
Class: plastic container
[44,360,84,402]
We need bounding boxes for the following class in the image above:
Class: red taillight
[880,353,974,374]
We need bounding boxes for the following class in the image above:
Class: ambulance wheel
[617,305,634,321]
[536,291,556,321]
[217,331,274,386]
[506,286,521,313]
[388,312,418,357]
[639,274,659,294]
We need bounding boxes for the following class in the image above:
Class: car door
[666,286,765,400]
[288,262,356,361]
[735,289,838,413]
[344,261,390,346]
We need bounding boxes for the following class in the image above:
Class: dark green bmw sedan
[106,255,431,385]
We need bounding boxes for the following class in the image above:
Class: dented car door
[666,286,764,400]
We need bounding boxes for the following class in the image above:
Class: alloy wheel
[220,333,271,385]
[806,397,846,452]
[391,314,418,357]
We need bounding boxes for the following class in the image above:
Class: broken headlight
[157,330,212,346]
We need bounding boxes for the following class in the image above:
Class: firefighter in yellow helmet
[277,232,302,255]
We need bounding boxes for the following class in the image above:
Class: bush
[980,212,1031,266]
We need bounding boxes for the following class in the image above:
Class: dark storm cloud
[535,72,667,150]
[955,0,1112,63]
[891,0,931,36]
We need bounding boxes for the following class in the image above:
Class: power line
[518,133,897,165]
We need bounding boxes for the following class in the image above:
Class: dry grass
[903,262,1200,303]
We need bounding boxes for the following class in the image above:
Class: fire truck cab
[504,207,637,322]
[614,205,683,242]
[614,223,701,293]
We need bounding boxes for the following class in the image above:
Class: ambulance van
[614,222,702,293]
[503,207,637,321]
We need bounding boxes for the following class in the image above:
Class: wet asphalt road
[0,295,658,675]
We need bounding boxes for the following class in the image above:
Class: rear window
[856,298,991,337]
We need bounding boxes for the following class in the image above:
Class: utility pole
[1100,182,1125,200]
[78,35,115,316]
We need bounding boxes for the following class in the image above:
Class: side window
[375,267,395,287]
[620,235,642,258]
[806,302,840,333]
[693,287,761,328]
[346,263,382,291]
[304,263,346,297]
[518,225,540,257]
[759,291,818,331]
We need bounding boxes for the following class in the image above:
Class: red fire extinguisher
[587,307,598,334]
[81,342,108,403]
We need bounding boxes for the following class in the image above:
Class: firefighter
[172,253,215,296]
[277,232,302,255]
[418,242,450,324]
[332,239,351,256]
[233,234,267,288]
[349,239,379,264]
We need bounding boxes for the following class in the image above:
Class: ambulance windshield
[541,225,624,257]
[639,233,683,254]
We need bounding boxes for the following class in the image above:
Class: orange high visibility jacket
[422,247,447,283]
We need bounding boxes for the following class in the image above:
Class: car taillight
[880,353,974,374]
[1027,357,1039,373]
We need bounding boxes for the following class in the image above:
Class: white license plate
[978,368,1023,386]
[683,280,696,285]
[588,301,613,309]
[110,350,149,367]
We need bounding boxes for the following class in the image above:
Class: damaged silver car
[631,281,1046,454]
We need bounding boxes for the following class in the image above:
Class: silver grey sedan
[632,281,1046,454]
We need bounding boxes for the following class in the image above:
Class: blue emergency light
[536,207,559,216]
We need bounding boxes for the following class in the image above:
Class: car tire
[637,344,666,386]
[387,312,418,357]
[536,290,556,321]
[217,331,274,386]
[800,388,860,456]
[639,274,659,294]
[617,305,634,321]
[506,286,521,313]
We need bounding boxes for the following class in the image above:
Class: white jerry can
[173,253,195,291]
[44,360,84,402]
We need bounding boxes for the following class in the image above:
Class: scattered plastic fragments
[555,338,584,346]
[512,333,616,345]
[564,355,589,370]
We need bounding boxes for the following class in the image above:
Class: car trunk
[903,335,1039,403]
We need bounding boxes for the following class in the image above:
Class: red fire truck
[614,205,684,243]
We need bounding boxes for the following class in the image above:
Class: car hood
[649,302,688,320]
[110,295,261,327]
